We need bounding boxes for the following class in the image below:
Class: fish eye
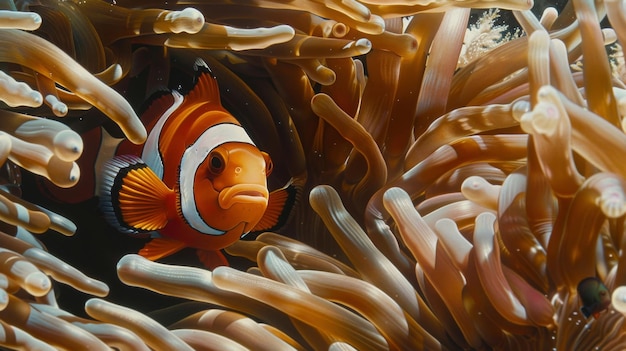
[207,151,225,176]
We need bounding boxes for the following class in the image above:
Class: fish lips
[218,184,269,209]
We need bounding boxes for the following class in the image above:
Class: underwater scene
[0,0,625,349]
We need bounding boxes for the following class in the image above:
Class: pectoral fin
[252,180,298,232]
[100,155,173,234]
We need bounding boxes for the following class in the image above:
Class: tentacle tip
[598,192,626,218]
[89,280,110,297]
[0,289,7,310]
[24,272,52,296]
[116,253,145,273]
[612,286,626,315]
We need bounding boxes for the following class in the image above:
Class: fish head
[193,142,271,235]
[578,277,611,318]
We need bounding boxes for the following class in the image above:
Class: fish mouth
[218,184,269,209]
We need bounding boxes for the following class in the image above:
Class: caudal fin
[99,155,172,234]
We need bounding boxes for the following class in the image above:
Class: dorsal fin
[138,90,176,127]
[186,58,222,107]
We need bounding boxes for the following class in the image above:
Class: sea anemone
[0,0,624,350]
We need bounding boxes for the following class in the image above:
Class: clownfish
[97,59,297,268]
[577,277,611,319]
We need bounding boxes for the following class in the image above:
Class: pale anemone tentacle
[551,172,626,292]
[286,58,336,86]
[422,199,493,230]
[165,23,296,51]
[539,6,559,29]
[473,212,532,326]
[522,20,551,247]
[417,193,467,214]
[0,247,51,297]
[364,19,415,178]
[317,58,364,170]
[298,269,442,351]
[366,134,527,289]
[460,175,501,211]
[243,35,372,60]
[497,167,549,290]
[0,29,146,144]
[0,9,40,30]
[432,219,471,276]
[5,71,94,111]
[308,185,450,347]
[311,93,387,210]
[183,0,385,35]
[314,57,364,176]
[366,134,528,247]
[85,298,194,351]
[612,286,626,315]
[554,86,626,179]
[170,329,248,351]
[32,70,68,117]
[548,38,585,105]
[449,36,529,109]
[0,131,79,188]
[519,86,584,197]
[383,186,483,349]
[433,218,528,344]
[73,3,205,45]
[0,295,110,350]
[0,190,51,233]
[353,42,401,146]
[606,0,626,51]
[212,266,390,351]
[502,266,555,327]
[31,303,151,351]
[0,319,55,351]
[362,0,532,16]
[116,254,296,332]
[0,70,42,108]
[256,232,359,277]
[170,309,299,351]
[0,110,82,162]
[0,188,76,236]
[92,63,125,87]
[513,9,546,34]
[389,13,444,170]
[260,245,440,350]
[412,8,469,144]
[426,163,508,197]
[320,57,364,119]
[228,238,351,276]
[256,246,345,350]
[0,231,108,296]
[573,0,620,127]
[329,341,359,351]
[350,28,418,57]
[406,100,528,167]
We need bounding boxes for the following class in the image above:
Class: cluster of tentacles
[0,0,624,350]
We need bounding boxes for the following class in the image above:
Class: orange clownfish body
[100,59,296,268]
